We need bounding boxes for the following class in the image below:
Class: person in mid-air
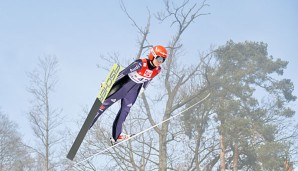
[90,45,168,145]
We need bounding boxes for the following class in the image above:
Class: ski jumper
[90,58,161,140]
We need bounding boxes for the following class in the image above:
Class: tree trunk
[219,134,225,171]
[46,90,49,171]
[195,133,201,171]
[159,123,169,171]
[233,143,238,171]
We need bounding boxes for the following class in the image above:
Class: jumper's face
[152,56,165,67]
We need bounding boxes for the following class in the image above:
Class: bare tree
[0,109,34,170]
[27,55,62,171]
[142,1,210,170]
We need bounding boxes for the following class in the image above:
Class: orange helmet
[148,45,167,61]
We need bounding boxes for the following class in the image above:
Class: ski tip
[66,154,74,161]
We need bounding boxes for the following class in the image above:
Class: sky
[0,0,298,166]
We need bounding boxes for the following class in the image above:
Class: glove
[139,87,145,95]
[100,82,105,88]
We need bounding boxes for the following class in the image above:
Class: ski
[67,64,122,161]
[73,92,211,166]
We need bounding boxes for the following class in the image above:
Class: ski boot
[110,133,135,145]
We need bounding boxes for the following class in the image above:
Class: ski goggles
[151,49,166,63]
[155,56,166,63]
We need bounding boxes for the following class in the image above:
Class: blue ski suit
[91,58,161,141]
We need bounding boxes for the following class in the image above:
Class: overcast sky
[1,0,297,152]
